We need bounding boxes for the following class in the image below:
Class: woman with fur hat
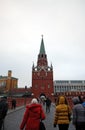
[20,98,46,130]
[53,95,71,130]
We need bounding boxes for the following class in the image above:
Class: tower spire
[39,35,46,54]
[41,34,43,38]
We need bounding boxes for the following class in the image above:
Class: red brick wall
[7,97,32,109]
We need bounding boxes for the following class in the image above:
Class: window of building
[48,84,50,88]
[35,85,38,88]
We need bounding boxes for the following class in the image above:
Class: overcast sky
[0,0,85,88]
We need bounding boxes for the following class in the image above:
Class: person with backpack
[45,97,51,113]
[0,96,8,130]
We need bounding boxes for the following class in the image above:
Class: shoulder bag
[67,106,71,121]
[40,121,46,130]
[40,107,46,130]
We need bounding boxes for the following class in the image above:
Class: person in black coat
[11,98,16,109]
[45,97,51,113]
[0,96,8,130]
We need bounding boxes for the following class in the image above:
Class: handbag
[67,106,71,121]
[68,113,71,121]
[40,121,46,130]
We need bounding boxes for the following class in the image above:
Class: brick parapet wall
[7,97,32,109]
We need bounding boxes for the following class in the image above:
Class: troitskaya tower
[32,36,54,98]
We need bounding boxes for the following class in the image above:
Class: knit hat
[31,98,38,104]
[59,96,65,104]
[72,97,80,105]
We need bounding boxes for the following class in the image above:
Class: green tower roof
[39,35,46,54]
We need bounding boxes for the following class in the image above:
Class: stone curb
[7,106,25,115]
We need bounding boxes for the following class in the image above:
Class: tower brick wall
[31,36,54,99]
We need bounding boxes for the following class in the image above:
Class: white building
[54,80,85,94]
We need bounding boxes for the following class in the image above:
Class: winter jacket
[45,98,51,106]
[72,102,85,125]
[0,99,8,120]
[54,96,71,125]
[20,103,46,130]
[82,102,85,107]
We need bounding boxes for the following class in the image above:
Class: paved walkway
[7,105,25,114]
[43,103,75,130]
[5,103,75,130]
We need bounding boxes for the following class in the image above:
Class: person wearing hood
[20,98,46,130]
[82,96,85,107]
[72,96,85,130]
[0,96,8,130]
[53,95,71,130]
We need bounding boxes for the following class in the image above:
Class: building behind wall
[31,36,54,99]
[54,80,85,96]
[0,70,18,93]
[54,80,85,108]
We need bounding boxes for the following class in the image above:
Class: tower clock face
[37,65,48,77]
[41,66,44,69]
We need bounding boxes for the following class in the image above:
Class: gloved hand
[53,124,56,127]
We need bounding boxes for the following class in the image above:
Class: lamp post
[51,93,54,102]
[9,78,12,99]
[24,86,27,106]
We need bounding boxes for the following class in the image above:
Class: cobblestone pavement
[4,104,75,130]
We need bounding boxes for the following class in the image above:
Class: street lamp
[24,86,27,105]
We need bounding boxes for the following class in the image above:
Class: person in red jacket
[20,98,46,130]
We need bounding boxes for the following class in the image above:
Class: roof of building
[54,80,85,85]
[0,76,18,80]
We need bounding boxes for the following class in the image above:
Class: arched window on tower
[41,54,43,58]
[48,84,50,88]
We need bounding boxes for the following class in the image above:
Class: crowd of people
[53,95,85,130]
[0,95,85,130]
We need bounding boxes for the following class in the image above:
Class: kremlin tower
[31,36,54,99]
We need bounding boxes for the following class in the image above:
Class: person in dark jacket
[72,96,85,130]
[11,98,16,109]
[78,95,83,103]
[53,95,71,130]
[20,98,46,130]
[82,96,85,107]
[0,96,8,130]
[45,97,51,113]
